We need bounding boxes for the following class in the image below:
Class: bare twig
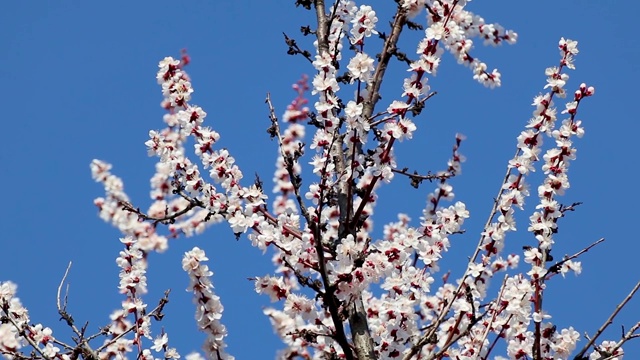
[56,262,72,313]
[283,32,314,63]
[55,262,100,360]
[391,167,456,189]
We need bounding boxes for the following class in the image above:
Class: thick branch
[314,0,330,55]
[362,8,407,120]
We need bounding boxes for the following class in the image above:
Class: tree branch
[573,280,640,359]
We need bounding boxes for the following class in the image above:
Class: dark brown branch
[280,258,324,295]
[362,6,407,121]
[545,238,604,278]
[391,167,456,189]
[283,32,314,63]
[119,197,202,226]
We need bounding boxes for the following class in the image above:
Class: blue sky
[1,1,638,359]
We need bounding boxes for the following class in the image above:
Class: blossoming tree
[1,1,638,360]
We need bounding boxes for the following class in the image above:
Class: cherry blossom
[3,3,636,360]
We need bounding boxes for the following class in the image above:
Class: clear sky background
[1,1,638,359]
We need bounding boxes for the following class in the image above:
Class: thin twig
[57,262,72,312]
[265,93,312,224]
[605,321,640,359]
[119,198,201,225]
[574,280,640,359]
[545,238,604,278]
[55,261,100,360]
[362,5,407,121]
[283,32,314,63]
[477,275,509,358]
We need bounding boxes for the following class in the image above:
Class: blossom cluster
[0,282,60,359]
[403,0,517,88]
[183,247,232,360]
[91,160,170,252]
[272,75,309,215]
